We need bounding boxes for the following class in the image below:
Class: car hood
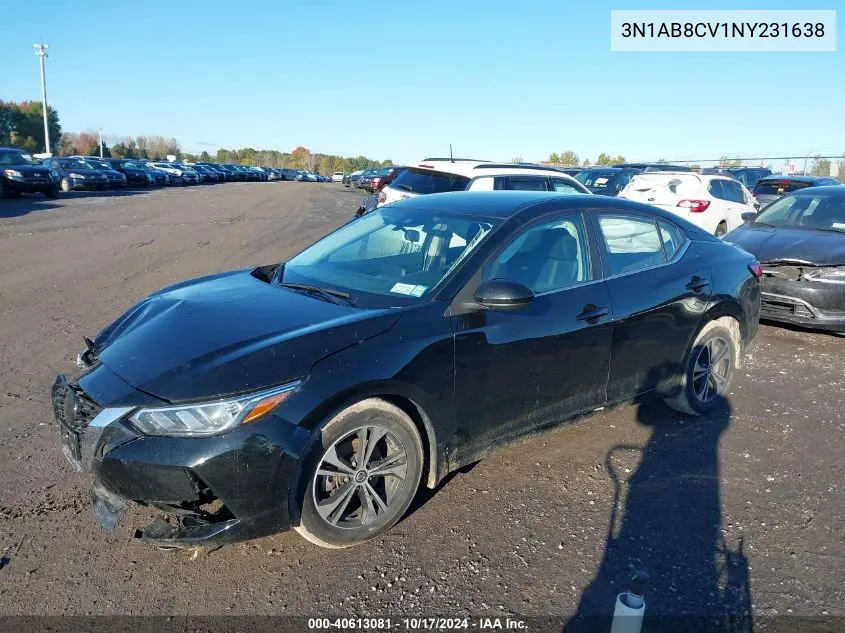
[725,223,845,266]
[93,269,400,403]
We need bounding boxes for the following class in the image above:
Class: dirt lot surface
[0,184,842,626]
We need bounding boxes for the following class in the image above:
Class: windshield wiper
[278,282,352,305]
[751,220,777,227]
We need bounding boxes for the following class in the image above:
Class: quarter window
[597,214,665,276]
[708,179,727,201]
[550,177,581,193]
[484,215,589,293]
[657,220,684,260]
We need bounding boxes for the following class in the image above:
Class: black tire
[60,178,72,193]
[664,317,739,416]
[293,398,424,548]
[715,221,728,237]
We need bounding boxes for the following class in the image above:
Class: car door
[451,212,613,461]
[720,179,753,230]
[590,211,712,403]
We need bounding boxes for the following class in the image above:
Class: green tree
[0,100,62,154]
[548,152,560,163]
[838,157,845,182]
[595,153,613,166]
[810,157,831,177]
[560,150,579,166]
[199,150,211,161]
[719,155,741,168]
[582,158,590,167]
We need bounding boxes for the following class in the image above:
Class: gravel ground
[0,183,842,628]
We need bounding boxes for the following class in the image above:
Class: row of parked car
[0,145,337,197]
[348,157,844,334]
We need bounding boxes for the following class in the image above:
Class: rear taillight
[378,191,386,204]
[677,199,711,213]
[748,262,764,278]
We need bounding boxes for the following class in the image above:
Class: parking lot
[0,183,842,624]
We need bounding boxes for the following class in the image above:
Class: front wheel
[664,318,739,416]
[60,178,72,193]
[293,399,424,548]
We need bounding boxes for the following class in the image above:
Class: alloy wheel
[692,336,731,404]
[312,425,408,529]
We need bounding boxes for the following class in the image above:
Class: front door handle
[686,276,710,293]
[576,305,609,322]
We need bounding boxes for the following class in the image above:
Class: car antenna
[450,144,454,163]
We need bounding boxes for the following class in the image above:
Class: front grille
[761,298,816,319]
[51,378,103,432]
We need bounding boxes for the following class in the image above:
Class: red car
[368,166,405,194]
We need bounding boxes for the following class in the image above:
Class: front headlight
[69,172,85,179]
[803,266,845,284]
[4,169,22,178]
[128,381,301,437]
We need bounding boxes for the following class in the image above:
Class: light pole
[99,128,104,158]
[33,43,51,156]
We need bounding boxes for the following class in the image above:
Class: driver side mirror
[741,211,757,222]
[474,279,534,311]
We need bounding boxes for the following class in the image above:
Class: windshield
[64,159,94,169]
[282,206,499,304]
[389,167,471,195]
[754,192,845,231]
[0,149,38,166]
[88,160,110,170]
[753,180,813,196]
[575,169,625,191]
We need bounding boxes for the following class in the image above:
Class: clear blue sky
[3,0,842,164]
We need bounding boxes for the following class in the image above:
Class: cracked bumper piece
[53,368,312,546]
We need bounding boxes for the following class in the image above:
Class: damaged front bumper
[760,270,845,332]
[51,367,310,548]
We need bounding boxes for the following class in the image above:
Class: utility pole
[33,44,51,156]
[99,128,104,158]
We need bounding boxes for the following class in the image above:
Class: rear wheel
[715,221,728,237]
[294,399,424,548]
[665,317,739,416]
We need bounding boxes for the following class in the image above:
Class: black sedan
[0,146,60,198]
[81,158,128,189]
[52,192,760,548]
[725,185,845,332]
[43,157,110,192]
[104,159,151,187]
[574,167,641,196]
[751,175,841,207]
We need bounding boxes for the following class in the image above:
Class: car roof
[789,184,845,196]
[383,190,711,229]
[403,160,578,179]
[757,174,834,184]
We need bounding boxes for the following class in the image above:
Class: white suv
[619,171,757,237]
[378,158,589,207]
[332,171,344,183]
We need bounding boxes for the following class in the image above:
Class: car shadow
[402,462,478,522]
[563,393,753,633]
[62,187,156,199]
[0,196,63,218]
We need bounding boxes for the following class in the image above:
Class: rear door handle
[576,305,609,322]
[686,276,710,293]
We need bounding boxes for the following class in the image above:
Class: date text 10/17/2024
[307,617,529,630]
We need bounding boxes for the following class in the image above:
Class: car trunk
[621,173,704,220]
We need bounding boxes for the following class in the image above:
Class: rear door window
[389,167,470,195]
[596,214,666,276]
[506,176,549,191]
